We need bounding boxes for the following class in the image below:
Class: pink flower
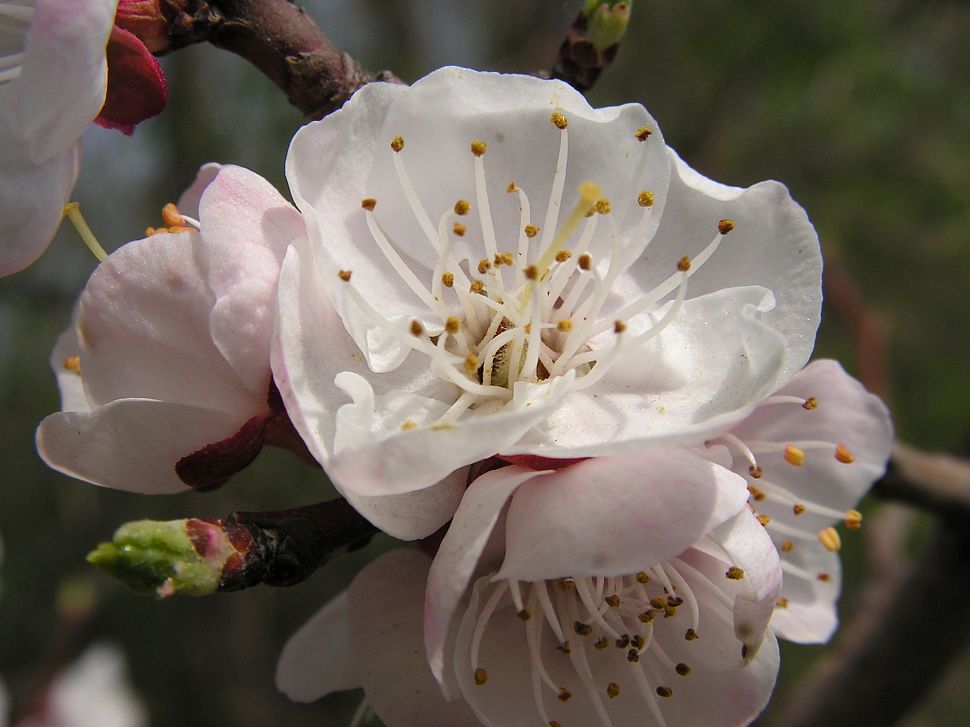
[36,165,305,493]
[274,66,823,540]
[0,0,167,276]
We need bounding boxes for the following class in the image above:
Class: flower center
[0,1,33,85]
[338,112,735,430]
[466,557,740,727]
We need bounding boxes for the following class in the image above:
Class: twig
[158,0,401,119]
[875,442,970,521]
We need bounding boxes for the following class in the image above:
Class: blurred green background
[1,0,968,724]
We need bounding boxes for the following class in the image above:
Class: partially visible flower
[0,0,168,276]
[14,644,146,727]
[277,548,480,727]
[422,454,782,727]
[274,66,822,539]
[36,165,305,493]
[707,360,893,643]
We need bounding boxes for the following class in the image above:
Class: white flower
[36,165,305,492]
[274,66,822,539]
[0,0,168,276]
[708,359,893,643]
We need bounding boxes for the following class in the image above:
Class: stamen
[470,581,509,671]
[784,444,806,466]
[818,527,842,552]
[835,444,855,463]
[62,203,108,263]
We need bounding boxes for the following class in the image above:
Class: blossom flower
[708,359,893,643]
[0,0,167,277]
[274,66,822,539]
[11,644,146,727]
[36,165,305,493]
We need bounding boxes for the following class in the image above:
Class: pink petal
[276,591,360,702]
[36,399,250,494]
[94,26,167,135]
[49,323,88,412]
[498,450,750,581]
[424,466,544,686]
[175,163,222,220]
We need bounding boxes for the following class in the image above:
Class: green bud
[87,519,235,598]
[582,1,633,52]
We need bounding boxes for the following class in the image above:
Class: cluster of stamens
[145,203,199,236]
[709,395,863,590]
[336,112,736,431]
[467,555,748,727]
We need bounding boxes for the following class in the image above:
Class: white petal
[498,451,749,581]
[509,285,787,456]
[771,543,841,644]
[14,0,116,162]
[36,399,248,494]
[176,162,222,219]
[613,148,822,386]
[276,591,360,701]
[347,549,480,727]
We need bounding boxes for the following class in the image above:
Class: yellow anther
[361,198,377,211]
[441,271,455,288]
[595,198,612,215]
[574,621,593,636]
[338,270,352,282]
[517,608,532,621]
[607,682,620,699]
[401,420,418,430]
[649,597,666,609]
[845,509,863,530]
[637,190,655,207]
[717,218,735,234]
[161,203,184,228]
[605,594,621,608]
[802,396,818,410]
[818,527,842,552]
[478,258,491,274]
[615,635,630,648]
[614,320,627,334]
[410,320,424,336]
[454,199,471,216]
[747,484,765,501]
[557,641,572,653]
[635,125,653,141]
[550,111,568,129]
[453,222,467,237]
[817,572,831,582]
[627,649,640,663]
[464,353,479,375]
[638,610,654,623]
[835,443,855,463]
[677,255,692,272]
[594,636,610,649]
[555,249,572,262]
[507,182,518,193]
[470,279,486,294]
[656,686,673,698]
[473,668,487,685]
[579,253,592,270]
[784,444,806,466]
[749,464,764,479]
[781,539,794,553]
[494,252,514,266]
[390,135,404,152]
[524,265,539,280]
[557,687,573,702]
[557,319,573,332]
[524,224,539,238]
[558,577,576,591]
[684,628,699,641]
[63,355,81,374]
[675,663,692,676]
[470,139,487,156]
[725,567,745,580]
[757,514,771,527]
[635,571,650,584]
[776,597,790,608]
[445,316,461,334]
[793,504,806,516]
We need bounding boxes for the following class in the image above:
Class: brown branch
[874,442,970,521]
[769,520,970,727]
[157,0,401,119]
